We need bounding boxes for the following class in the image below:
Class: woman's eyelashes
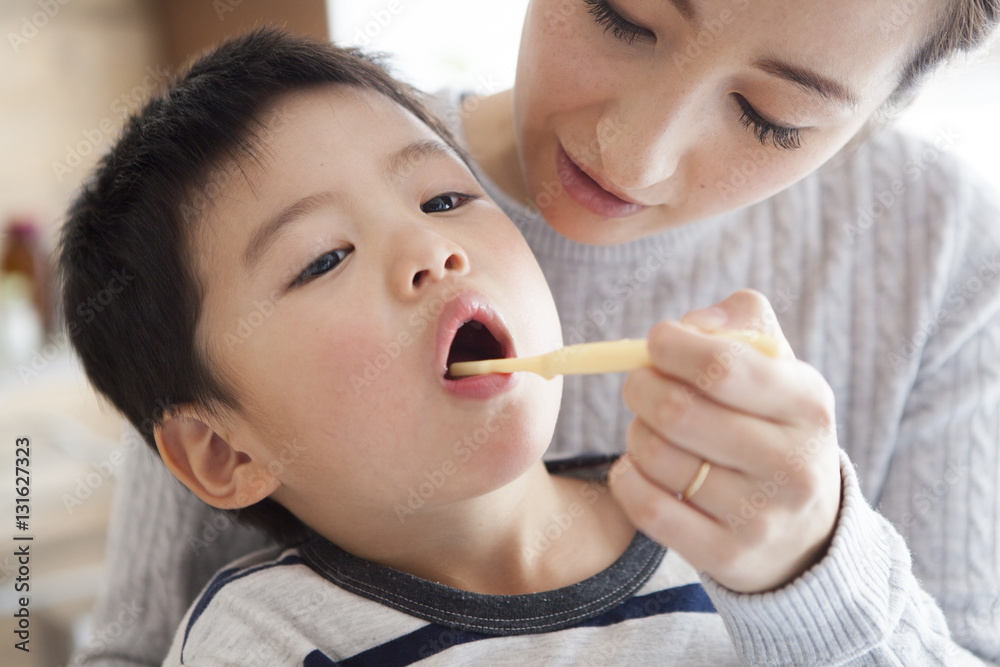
[292,247,352,287]
[583,0,654,44]
[733,95,802,150]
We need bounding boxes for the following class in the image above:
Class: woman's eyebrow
[671,0,859,109]
[753,57,860,108]
[668,0,695,22]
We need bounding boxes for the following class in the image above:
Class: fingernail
[683,307,728,330]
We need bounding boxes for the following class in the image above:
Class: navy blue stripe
[181,553,305,662]
[304,650,338,666]
[337,625,491,667]
[575,582,715,628]
[335,583,715,667]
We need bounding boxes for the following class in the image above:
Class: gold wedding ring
[681,460,712,501]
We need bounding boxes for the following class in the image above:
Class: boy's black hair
[58,27,467,544]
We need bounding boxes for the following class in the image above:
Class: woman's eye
[733,95,802,151]
[292,247,352,287]
[583,0,654,45]
[421,192,478,214]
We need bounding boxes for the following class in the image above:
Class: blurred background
[0,1,996,663]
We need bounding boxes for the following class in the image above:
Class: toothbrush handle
[542,339,650,379]
[541,331,781,379]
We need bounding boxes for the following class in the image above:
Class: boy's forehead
[191,85,455,279]
[194,87,423,220]
[227,86,439,194]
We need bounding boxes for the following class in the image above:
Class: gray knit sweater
[73,114,1000,663]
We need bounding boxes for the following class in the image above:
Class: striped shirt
[163,458,737,666]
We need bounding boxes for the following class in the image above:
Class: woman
[76,0,1000,664]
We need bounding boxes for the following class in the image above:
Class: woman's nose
[598,84,696,192]
[389,226,470,298]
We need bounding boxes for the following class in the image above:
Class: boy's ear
[154,407,280,510]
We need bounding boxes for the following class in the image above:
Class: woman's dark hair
[885,0,999,113]
[58,27,465,544]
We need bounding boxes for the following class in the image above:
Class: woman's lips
[556,145,647,219]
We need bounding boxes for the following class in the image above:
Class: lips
[436,291,518,399]
[556,144,647,219]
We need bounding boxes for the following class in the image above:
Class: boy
[60,29,732,664]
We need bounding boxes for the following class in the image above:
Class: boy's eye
[421,192,478,214]
[292,247,352,287]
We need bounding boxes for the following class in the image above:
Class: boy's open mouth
[444,319,506,380]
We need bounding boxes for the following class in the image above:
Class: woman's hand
[608,290,843,593]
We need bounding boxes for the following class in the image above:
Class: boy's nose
[390,227,470,298]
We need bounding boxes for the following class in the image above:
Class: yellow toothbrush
[449,331,782,380]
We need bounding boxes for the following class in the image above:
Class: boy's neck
[313,460,636,595]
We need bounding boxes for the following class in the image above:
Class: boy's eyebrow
[242,140,460,273]
[243,190,342,272]
[379,139,459,179]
